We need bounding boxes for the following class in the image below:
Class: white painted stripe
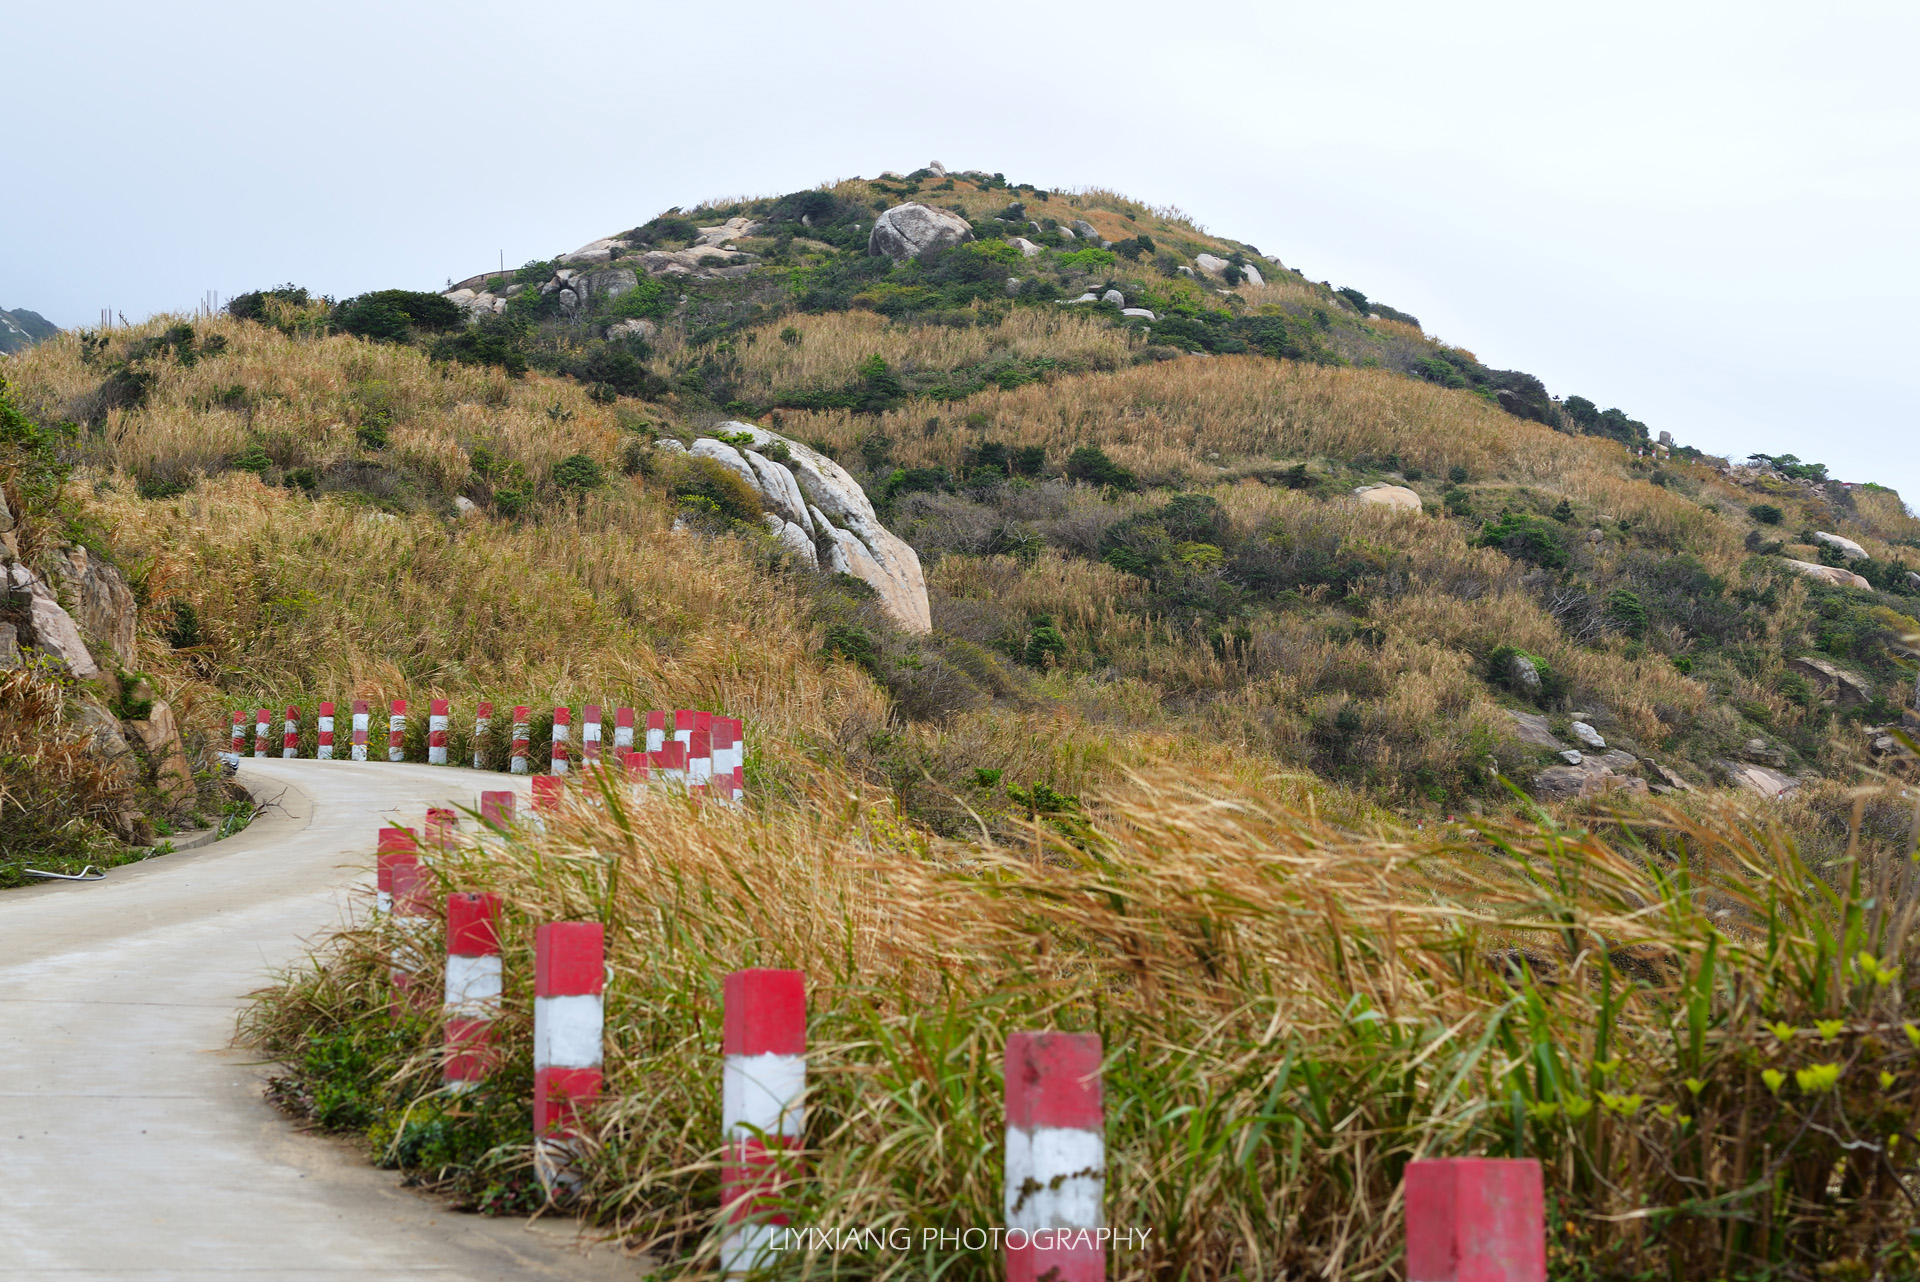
[376,890,392,914]
[429,715,449,731]
[351,744,367,761]
[533,994,604,1070]
[613,727,633,749]
[646,728,664,752]
[317,716,334,731]
[510,758,528,775]
[553,725,571,741]
[428,746,448,764]
[690,756,713,785]
[445,954,503,1011]
[723,1052,805,1139]
[1004,1126,1105,1230]
[722,1223,776,1276]
[582,723,601,742]
[352,712,369,731]
[318,745,333,760]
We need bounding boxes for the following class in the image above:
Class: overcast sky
[5,1,1914,507]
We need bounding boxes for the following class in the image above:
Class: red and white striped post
[426,806,458,850]
[281,706,300,758]
[509,705,531,775]
[351,699,370,761]
[388,699,407,762]
[613,707,634,758]
[317,701,336,760]
[674,709,694,753]
[532,775,563,814]
[428,698,450,765]
[688,725,713,794]
[623,750,648,782]
[645,710,666,753]
[722,969,806,1277]
[534,923,605,1138]
[1404,1159,1545,1282]
[651,741,687,789]
[480,790,514,827]
[375,826,419,914]
[1004,1031,1105,1282]
[229,711,246,759]
[551,707,572,776]
[473,701,493,769]
[445,892,503,1089]
[253,707,270,758]
[581,705,602,770]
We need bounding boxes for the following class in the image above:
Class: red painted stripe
[534,1066,603,1136]
[535,922,605,997]
[693,710,713,736]
[447,892,501,957]
[689,728,711,761]
[352,700,369,714]
[376,827,419,853]
[430,698,450,716]
[445,1016,495,1081]
[1006,1239,1103,1282]
[532,775,562,812]
[1005,1031,1103,1131]
[476,700,493,718]
[1405,1158,1545,1282]
[614,707,634,728]
[553,706,572,725]
[722,1135,801,1225]
[390,855,431,915]
[479,791,513,824]
[675,709,695,733]
[623,751,647,781]
[723,969,805,1056]
[320,701,335,717]
[646,710,666,732]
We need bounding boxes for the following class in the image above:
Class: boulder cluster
[671,424,930,634]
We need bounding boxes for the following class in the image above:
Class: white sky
[5,0,1915,507]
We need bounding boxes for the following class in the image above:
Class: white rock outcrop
[1353,483,1422,512]
[1813,531,1868,560]
[689,424,931,633]
[1008,237,1042,258]
[9,561,98,677]
[868,204,973,264]
[1783,559,1871,590]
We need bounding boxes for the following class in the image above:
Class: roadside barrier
[444,892,502,1090]
[722,968,806,1276]
[582,705,603,768]
[473,702,492,769]
[1005,1032,1105,1282]
[533,922,604,1137]
[428,698,450,765]
[253,707,270,759]
[374,827,418,914]
[1404,1158,1545,1282]
[387,699,407,763]
[282,707,299,759]
[317,702,335,759]
[480,790,513,826]
[552,707,572,775]
[229,711,246,757]
[646,710,666,752]
[510,705,531,774]
[613,707,634,756]
[532,775,562,813]
[351,700,369,760]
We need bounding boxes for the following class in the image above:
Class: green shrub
[1605,588,1648,636]
[355,423,389,451]
[232,443,272,474]
[551,453,604,494]
[1065,444,1136,491]
[1748,503,1784,525]
[333,290,464,340]
[227,284,311,321]
[431,316,529,377]
[823,624,880,676]
[671,456,762,523]
[1474,512,1570,569]
[1023,615,1069,668]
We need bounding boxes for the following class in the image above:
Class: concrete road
[0,759,635,1281]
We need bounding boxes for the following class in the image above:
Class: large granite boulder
[1813,531,1868,560]
[1353,484,1422,512]
[579,267,639,302]
[1783,559,1871,590]
[51,545,137,668]
[130,699,197,813]
[689,424,931,633]
[868,204,973,264]
[1787,655,1871,707]
[9,560,97,677]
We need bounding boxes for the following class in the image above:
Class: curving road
[0,759,634,1281]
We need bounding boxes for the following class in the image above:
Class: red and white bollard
[229,711,246,759]
[722,969,806,1277]
[532,775,563,814]
[688,726,713,793]
[428,698,450,765]
[645,710,666,753]
[282,707,299,758]
[623,751,648,782]
[379,828,431,1014]
[551,707,571,776]
[613,707,634,758]
[509,705,531,775]
[1404,1158,1545,1282]
[534,922,605,1138]
[317,701,336,760]
[674,709,694,753]
[426,806,458,850]
[650,741,687,788]
[473,701,493,769]
[444,892,502,1089]
[480,790,514,827]
[351,699,370,761]
[1004,1031,1105,1282]
[253,707,270,758]
[388,699,407,762]
[581,705,602,770]
[375,827,419,914]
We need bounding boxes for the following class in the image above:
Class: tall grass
[244,766,1920,1280]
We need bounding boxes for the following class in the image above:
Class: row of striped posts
[228,703,747,800]
[373,793,1547,1282]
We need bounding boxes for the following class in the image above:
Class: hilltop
[0,305,58,355]
[2,162,1918,880]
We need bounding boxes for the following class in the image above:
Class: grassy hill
[0,305,58,355]
[7,165,1920,1276]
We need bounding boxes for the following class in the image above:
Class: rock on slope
[684,423,930,633]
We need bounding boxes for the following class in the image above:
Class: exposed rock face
[579,267,639,302]
[1531,759,1650,802]
[1783,559,1871,590]
[1813,531,1868,560]
[1008,237,1042,258]
[1716,759,1799,799]
[1505,707,1560,748]
[1570,721,1606,749]
[559,238,622,265]
[1787,655,1871,706]
[1121,307,1156,319]
[1195,253,1230,278]
[607,318,656,341]
[1353,484,1422,512]
[691,424,931,633]
[868,204,973,264]
[51,546,137,668]
[1100,289,1125,306]
[1070,220,1104,245]
[130,699,197,812]
[11,560,97,677]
